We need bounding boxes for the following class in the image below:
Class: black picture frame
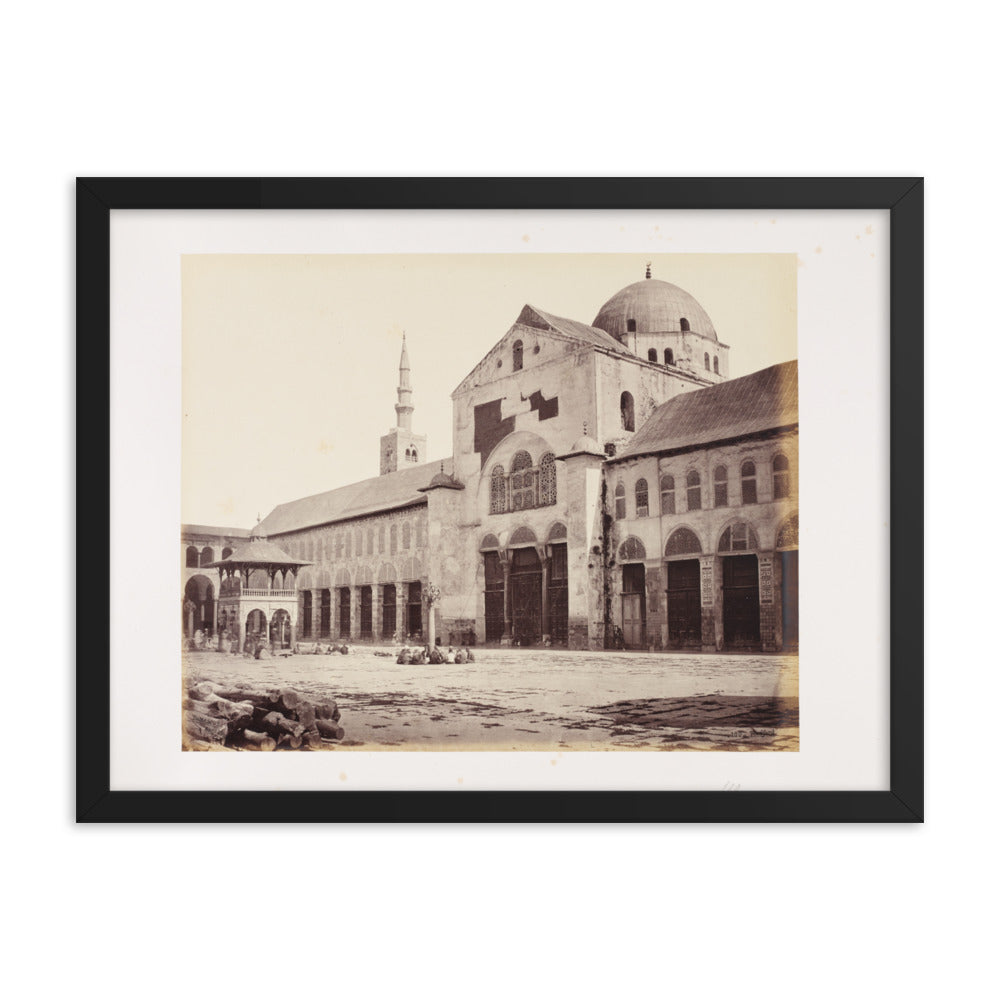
[77,177,923,823]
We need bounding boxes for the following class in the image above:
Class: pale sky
[182,253,796,530]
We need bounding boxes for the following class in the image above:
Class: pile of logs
[184,680,344,751]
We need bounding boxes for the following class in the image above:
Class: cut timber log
[241,730,277,751]
[261,711,306,740]
[277,732,303,750]
[314,700,340,721]
[314,718,345,741]
[185,709,229,745]
[301,731,323,750]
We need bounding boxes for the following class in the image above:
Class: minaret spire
[395,333,414,431]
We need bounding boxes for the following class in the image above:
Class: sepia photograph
[180,251,800,753]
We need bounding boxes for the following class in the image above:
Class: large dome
[592,278,717,343]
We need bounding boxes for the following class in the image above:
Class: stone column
[501,555,512,646]
[699,555,718,653]
[375,586,384,641]
[311,590,322,641]
[396,579,406,642]
[539,546,551,644]
[350,587,362,640]
[757,551,778,652]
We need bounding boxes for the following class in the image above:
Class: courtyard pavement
[184,644,799,752]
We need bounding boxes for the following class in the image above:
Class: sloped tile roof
[516,305,633,356]
[615,360,798,460]
[205,537,310,567]
[256,457,455,536]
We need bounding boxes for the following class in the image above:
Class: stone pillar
[539,546,551,643]
[355,586,362,639]
[397,579,406,642]
[699,555,719,652]
[185,600,195,638]
[289,616,296,648]
[501,555,512,646]
[311,590,322,641]
[375,586,384,641]
[758,551,778,652]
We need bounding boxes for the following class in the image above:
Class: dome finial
[645,262,652,279]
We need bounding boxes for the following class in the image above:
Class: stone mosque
[181,267,798,654]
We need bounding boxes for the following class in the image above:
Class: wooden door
[667,559,702,646]
[722,555,760,647]
[511,548,541,645]
[621,593,644,648]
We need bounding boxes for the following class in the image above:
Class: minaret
[379,334,428,475]
[395,334,414,431]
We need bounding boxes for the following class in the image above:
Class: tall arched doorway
[270,609,291,649]
[183,575,215,636]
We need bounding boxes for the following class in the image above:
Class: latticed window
[741,461,757,505]
[719,522,759,552]
[615,482,626,520]
[660,475,675,515]
[490,465,506,514]
[665,527,702,556]
[635,478,649,517]
[714,465,728,507]
[773,454,791,499]
[539,452,556,506]
[619,536,646,561]
[776,513,798,549]
[686,471,701,511]
[510,451,535,511]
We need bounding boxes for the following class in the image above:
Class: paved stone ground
[183,645,799,752]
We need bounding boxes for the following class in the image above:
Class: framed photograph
[78,177,922,822]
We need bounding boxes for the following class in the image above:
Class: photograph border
[77,176,923,823]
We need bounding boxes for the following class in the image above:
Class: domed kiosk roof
[593,276,717,343]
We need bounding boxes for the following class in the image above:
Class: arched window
[378,524,385,553]
[512,339,524,372]
[222,547,232,560]
[741,461,757,505]
[713,355,719,374]
[510,450,535,511]
[635,478,649,517]
[773,454,791,499]
[704,352,710,370]
[200,546,214,566]
[664,348,674,365]
[490,464,506,515]
[614,482,626,520]
[660,474,675,515]
[367,529,375,555]
[714,466,728,507]
[648,348,658,363]
[620,391,635,432]
[719,521,759,552]
[686,471,701,511]
[390,524,398,554]
[402,522,411,549]
[665,527,702,557]
[539,452,557,506]
[185,545,198,568]
[619,536,646,561]
[680,318,690,332]
[345,531,352,558]
[355,529,363,556]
